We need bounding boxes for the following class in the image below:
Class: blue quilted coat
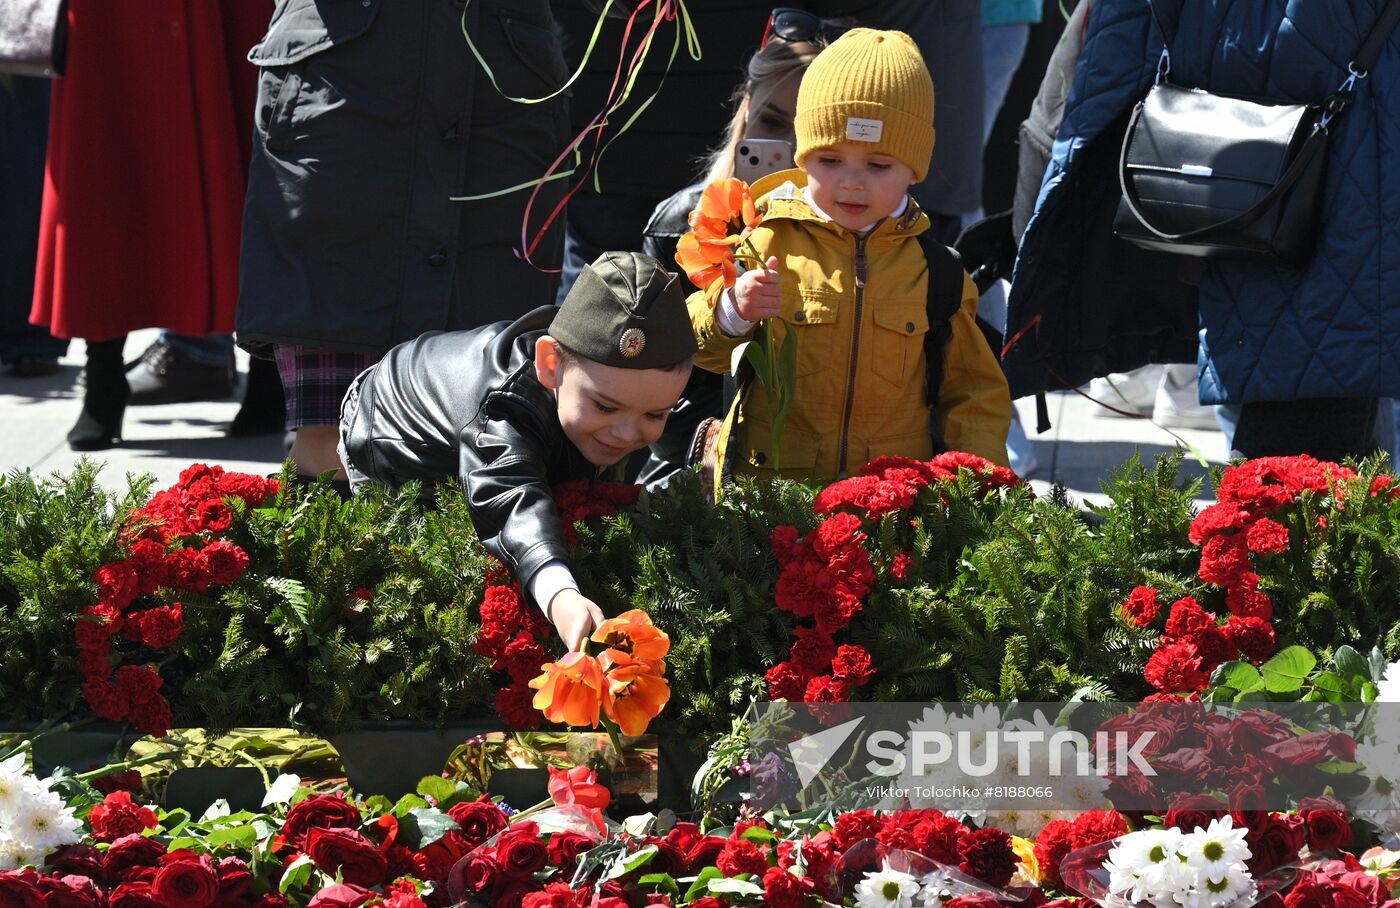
[1003,0,1400,405]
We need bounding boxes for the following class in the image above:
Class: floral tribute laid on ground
[1,451,1400,905]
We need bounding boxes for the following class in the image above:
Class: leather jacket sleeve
[460,380,573,595]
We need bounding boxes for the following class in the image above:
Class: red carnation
[891,552,913,581]
[95,562,141,610]
[765,662,805,701]
[833,810,885,850]
[164,548,211,593]
[958,827,1015,889]
[831,644,874,686]
[1227,574,1274,621]
[129,603,184,649]
[495,682,543,729]
[126,694,172,738]
[1189,503,1252,545]
[1199,533,1251,587]
[1164,597,1215,640]
[804,675,850,703]
[81,677,129,723]
[88,791,159,842]
[790,626,836,674]
[1122,586,1159,627]
[1244,518,1290,554]
[762,866,811,908]
[77,603,123,650]
[716,839,768,878]
[1222,616,1277,663]
[115,664,163,702]
[200,539,250,585]
[1033,819,1075,889]
[1070,809,1128,848]
[1144,640,1209,693]
[501,632,549,683]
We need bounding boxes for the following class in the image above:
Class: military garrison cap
[549,251,698,369]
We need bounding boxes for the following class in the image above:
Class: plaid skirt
[274,346,381,429]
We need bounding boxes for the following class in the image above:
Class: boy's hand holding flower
[547,589,606,652]
[734,255,783,323]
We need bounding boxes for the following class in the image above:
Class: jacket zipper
[838,235,869,476]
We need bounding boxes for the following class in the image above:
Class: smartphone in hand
[734,138,794,184]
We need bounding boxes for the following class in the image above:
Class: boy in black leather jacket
[338,252,696,651]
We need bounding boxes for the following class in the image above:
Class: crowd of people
[4,0,1400,645]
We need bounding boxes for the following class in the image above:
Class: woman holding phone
[634,9,848,487]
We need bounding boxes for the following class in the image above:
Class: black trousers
[1231,397,1378,463]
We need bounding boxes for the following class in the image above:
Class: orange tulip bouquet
[674,178,797,468]
[528,609,671,758]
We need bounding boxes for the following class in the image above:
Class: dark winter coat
[1003,0,1400,405]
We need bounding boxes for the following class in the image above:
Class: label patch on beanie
[846,117,884,142]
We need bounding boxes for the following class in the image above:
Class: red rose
[91,769,142,795]
[459,854,501,897]
[958,827,1015,890]
[683,836,726,873]
[96,562,141,609]
[131,604,184,650]
[88,791,159,842]
[547,766,610,810]
[715,839,767,878]
[108,880,159,908]
[200,540,250,586]
[306,883,373,908]
[689,900,726,908]
[1303,810,1353,851]
[521,882,587,908]
[0,871,43,908]
[1262,732,1357,774]
[282,794,363,849]
[253,894,290,908]
[494,881,547,908]
[446,797,509,848]
[496,830,549,880]
[306,827,389,887]
[104,833,169,881]
[1242,812,1306,873]
[1163,794,1225,834]
[36,875,102,908]
[126,694,173,738]
[46,844,105,881]
[81,677,130,723]
[545,832,597,874]
[152,855,219,908]
[215,856,254,903]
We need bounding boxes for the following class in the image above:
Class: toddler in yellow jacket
[689,28,1012,491]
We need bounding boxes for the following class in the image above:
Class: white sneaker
[1153,364,1220,430]
[1087,366,1161,416]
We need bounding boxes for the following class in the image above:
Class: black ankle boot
[68,336,130,451]
[228,355,287,437]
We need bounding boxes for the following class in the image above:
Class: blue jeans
[158,331,235,367]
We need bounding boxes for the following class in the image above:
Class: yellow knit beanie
[794,28,935,182]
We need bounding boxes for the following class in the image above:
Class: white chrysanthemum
[9,787,82,852]
[0,751,29,816]
[1192,865,1254,908]
[1106,828,1189,907]
[855,866,922,908]
[0,832,45,871]
[1185,816,1251,884]
[1377,660,1400,702]
[901,704,1004,811]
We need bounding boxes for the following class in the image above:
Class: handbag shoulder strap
[1355,0,1400,74]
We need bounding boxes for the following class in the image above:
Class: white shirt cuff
[529,561,579,616]
[716,287,756,337]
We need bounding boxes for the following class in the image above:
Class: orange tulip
[674,231,737,297]
[529,651,604,729]
[689,178,761,245]
[674,178,764,297]
[601,657,671,736]
[591,609,670,666]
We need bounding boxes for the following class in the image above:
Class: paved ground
[0,328,1229,504]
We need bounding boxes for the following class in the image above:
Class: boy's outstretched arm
[460,399,603,650]
[937,272,1014,466]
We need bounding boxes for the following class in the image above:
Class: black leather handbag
[1114,0,1400,266]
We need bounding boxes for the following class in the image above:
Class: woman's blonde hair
[700,38,824,184]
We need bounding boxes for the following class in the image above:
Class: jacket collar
[754,167,930,241]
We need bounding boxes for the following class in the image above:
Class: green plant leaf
[1334,645,1370,682]
[638,873,681,900]
[279,855,316,894]
[684,867,725,901]
[1211,661,1262,691]
[1262,646,1318,693]
[709,877,764,896]
[398,806,458,849]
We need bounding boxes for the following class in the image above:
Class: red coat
[30,1,270,341]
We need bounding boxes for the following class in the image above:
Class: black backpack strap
[915,233,968,450]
